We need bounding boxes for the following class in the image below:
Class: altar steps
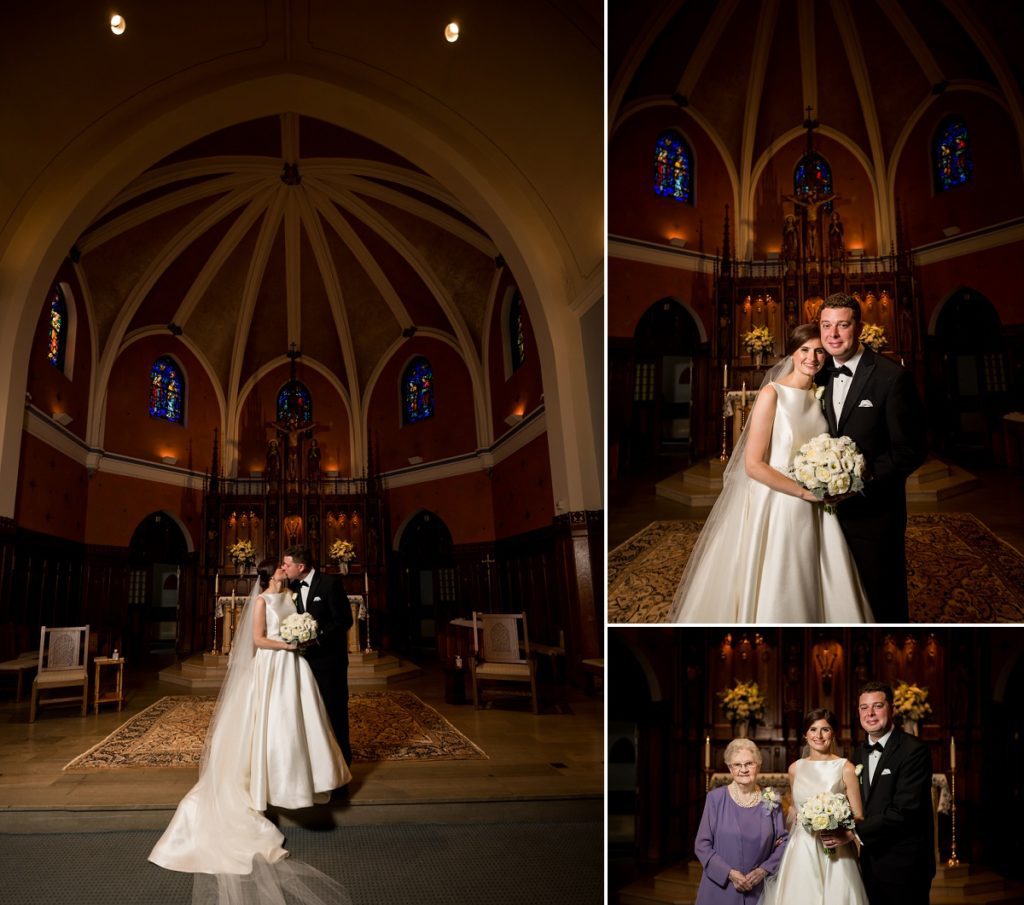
[616,862,1024,905]
[906,457,980,503]
[348,650,422,686]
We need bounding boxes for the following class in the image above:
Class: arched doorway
[611,298,704,475]
[931,288,1007,463]
[128,511,190,658]
[394,511,455,659]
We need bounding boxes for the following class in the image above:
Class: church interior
[609,627,1024,905]
[0,2,603,901]
[608,1,1024,620]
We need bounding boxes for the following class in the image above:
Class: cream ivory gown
[149,591,350,875]
[760,758,869,905]
[670,382,873,622]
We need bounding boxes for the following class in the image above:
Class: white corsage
[814,384,826,414]
[761,787,779,813]
[855,764,863,776]
[290,591,298,604]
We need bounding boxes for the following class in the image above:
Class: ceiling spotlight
[444,22,459,43]
[110,14,126,35]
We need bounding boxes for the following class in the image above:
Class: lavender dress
[694,784,788,905]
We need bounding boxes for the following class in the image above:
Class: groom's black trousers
[861,857,931,905]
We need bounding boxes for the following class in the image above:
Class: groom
[826,681,935,905]
[818,294,927,622]
[281,544,353,768]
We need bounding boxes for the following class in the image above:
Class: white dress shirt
[831,345,865,422]
[867,725,895,783]
[299,567,316,610]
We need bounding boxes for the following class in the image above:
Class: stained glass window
[933,117,973,192]
[47,287,67,370]
[277,380,312,427]
[403,357,434,423]
[793,153,833,213]
[149,356,184,424]
[653,131,693,204]
[509,292,526,372]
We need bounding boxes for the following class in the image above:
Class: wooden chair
[30,626,89,722]
[470,612,538,713]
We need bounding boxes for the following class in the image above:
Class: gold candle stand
[947,770,960,867]
[719,387,730,462]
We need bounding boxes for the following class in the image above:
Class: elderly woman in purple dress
[695,738,788,905]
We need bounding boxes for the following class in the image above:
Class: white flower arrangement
[790,433,866,514]
[761,787,779,813]
[741,325,775,355]
[227,539,256,568]
[797,790,855,857]
[279,612,318,645]
[718,680,767,723]
[893,682,933,721]
[328,539,356,563]
[859,323,887,352]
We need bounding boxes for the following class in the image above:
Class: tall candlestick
[741,381,747,408]
[214,572,219,596]
[723,363,729,387]
[364,571,369,596]
[950,736,956,770]
[705,735,711,769]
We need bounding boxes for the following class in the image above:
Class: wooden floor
[0,655,602,831]
[610,459,1024,554]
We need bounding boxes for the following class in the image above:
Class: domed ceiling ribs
[76,113,500,471]
[612,0,1024,260]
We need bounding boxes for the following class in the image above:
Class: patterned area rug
[608,513,1024,623]
[64,690,486,771]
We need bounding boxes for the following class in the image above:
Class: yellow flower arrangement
[741,325,775,356]
[893,681,932,721]
[718,680,767,723]
[859,323,887,351]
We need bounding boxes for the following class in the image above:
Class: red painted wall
[490,432,554,540]
[388,471,496,546]
[85,471,202,549]
[367,337,477,473]
[103,336,220,470]
[237,365,352,477]
[25,262,92,443]
[14,432,89,541]
[486,271,544,439]
[610,107,733,247]
[895,93,1024,248]
[917,242,1024,330]
[609,256,714,340]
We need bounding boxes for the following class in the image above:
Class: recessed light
[110,14,126,35]
[444,22,459,43]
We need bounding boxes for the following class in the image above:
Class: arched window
[402,357,434,423]
[793,152,833,213]
[653,131,694,204]
[149,356,184,424]
[47,286,68,370]
[277,380,312,427]
[933,117,973,192]
[509,292,526,372]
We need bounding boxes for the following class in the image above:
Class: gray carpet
[0,820,601,905]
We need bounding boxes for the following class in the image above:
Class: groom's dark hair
[284,544,315,569]
[820,292,861,323]
[858,680,894,704]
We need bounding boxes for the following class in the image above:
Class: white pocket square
[313,596,322,602]
[881,768,892,776]
[858,399,873,408]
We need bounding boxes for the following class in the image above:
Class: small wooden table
[0,655,38,702]
[93,657,125,712]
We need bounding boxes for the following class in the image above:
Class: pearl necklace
[728,782,760,808]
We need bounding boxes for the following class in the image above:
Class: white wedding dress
[149,588,351,904]
[670,381,873,623]
[760,758,869,905]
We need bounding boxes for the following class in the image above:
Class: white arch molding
[0,69,601,517]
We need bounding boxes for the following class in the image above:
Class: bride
[669,324,873,623]
[149,560,351,904]
[760,709,869,905]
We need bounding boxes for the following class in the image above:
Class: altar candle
[704,735,711,769]
[364,571,369,596]
[950,736,956,770]
[741,381,747,408]
[723,363,729,388]
[214,572,219,596]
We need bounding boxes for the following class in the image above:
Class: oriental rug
[608,512,1024,623]
[64,690,486,771]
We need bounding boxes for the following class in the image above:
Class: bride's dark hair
[256,557,278,591]
[786,322,823,355]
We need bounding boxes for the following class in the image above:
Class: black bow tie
[866,742,884,753]
[299,580,309,587]
[828,364,853,378]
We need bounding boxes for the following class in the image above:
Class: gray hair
[723,737,762,768]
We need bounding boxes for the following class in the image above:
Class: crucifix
[265,344,327,481]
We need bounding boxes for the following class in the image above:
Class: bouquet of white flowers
[279,612,318,645]
[790,433,866,514]
[797,790,856,857]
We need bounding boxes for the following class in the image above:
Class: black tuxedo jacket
[295,569,352,666]
[858,729,935,882]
